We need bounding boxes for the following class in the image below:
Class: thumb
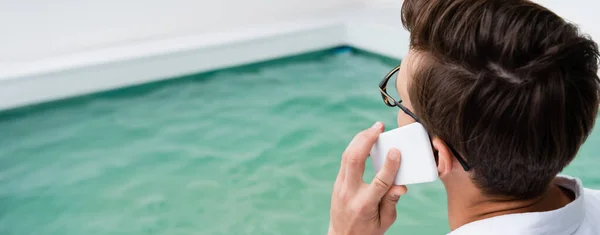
[379,185,407,226]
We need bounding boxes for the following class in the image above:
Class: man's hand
[329,122,408,235]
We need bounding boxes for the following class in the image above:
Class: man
[328,0,600,234]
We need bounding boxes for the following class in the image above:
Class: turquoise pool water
[0,49,599,235]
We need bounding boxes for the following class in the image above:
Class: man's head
[394,0,600,199]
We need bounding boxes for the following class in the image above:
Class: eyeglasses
[379,65,471,171]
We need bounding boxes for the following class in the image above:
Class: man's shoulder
[583,186,600,210]
[584,187,600,198]
[573,186,600,235]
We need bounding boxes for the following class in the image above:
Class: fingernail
[371,122,382,130]
[390,149,400,161]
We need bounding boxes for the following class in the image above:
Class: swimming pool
[0,49,598,234]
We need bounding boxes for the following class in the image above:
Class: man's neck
[446,178,574,231]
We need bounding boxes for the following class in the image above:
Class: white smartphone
[370,122,438,185]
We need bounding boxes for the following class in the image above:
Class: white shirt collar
[448,175,585,235]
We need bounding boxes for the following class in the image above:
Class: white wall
[0,0,363,62]
[1,0,598,65]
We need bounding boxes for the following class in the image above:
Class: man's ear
[432,137,453,178]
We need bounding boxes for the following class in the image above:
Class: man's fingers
[379,185,408,225]
[335,148,347,188]
[368,148,401,201]
[344,122,384,188]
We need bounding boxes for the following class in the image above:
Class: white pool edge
[0,8,410,111]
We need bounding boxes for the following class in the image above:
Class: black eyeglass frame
[378,66,471,171]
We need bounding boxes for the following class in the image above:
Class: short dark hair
[402,0,600,199]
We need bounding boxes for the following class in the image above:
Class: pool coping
[0,6,410,111]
